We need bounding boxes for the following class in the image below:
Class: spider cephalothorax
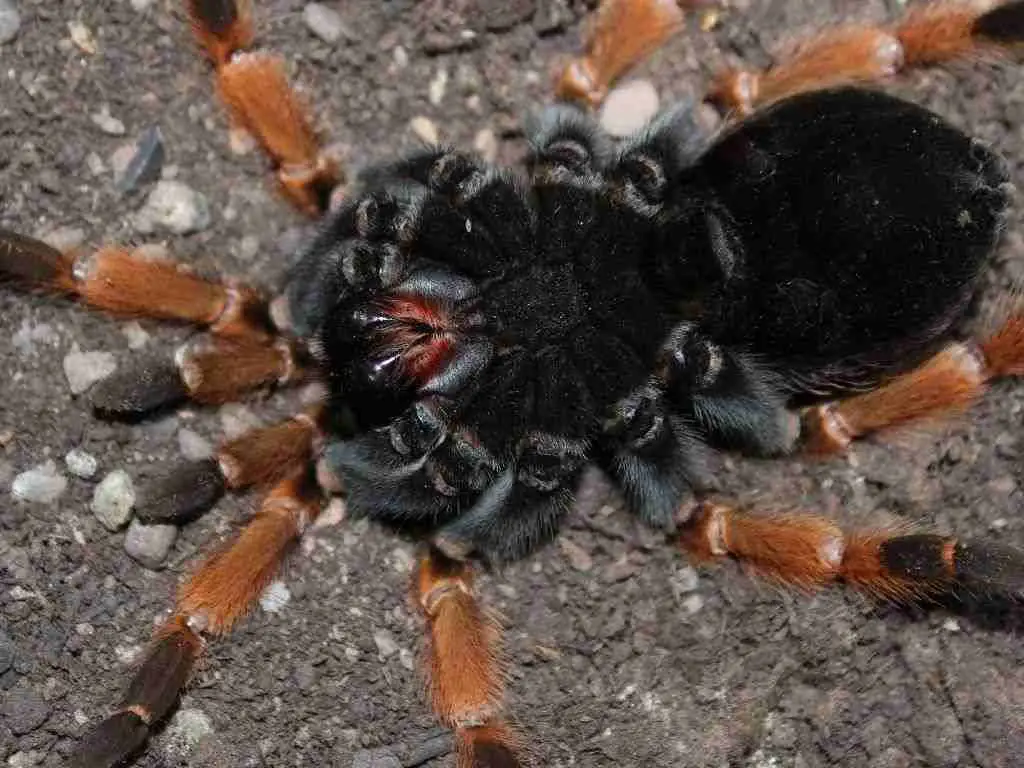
[271,87,1010,564]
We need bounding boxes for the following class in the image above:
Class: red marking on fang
[374,296,458,384]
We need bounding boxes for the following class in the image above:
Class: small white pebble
[260,580,291,613]
[303,2,347,44]
[161,708,214,759]
[124,519,177,569]
[115,644,144,665]
[473,128,498,163]
[428,68,449,106]
[682,594,704,615]
[943,618,961,633]
[599,79,660,138]
[68,20,97,54]
[75,622,94,636]
[134,180,211,236]
[65,448,98,479]
[40,226,86,252]
[91,470,136,531]
[0,0,21,45]
[409,116,439,145]
[120,321,151,349]
[373,628,398,658]
[392,45,408,69]
[91,106,126,136]
[11,461,68,504]
[219,403,263,439]
[177,428,212,461]
[63,343,117,395]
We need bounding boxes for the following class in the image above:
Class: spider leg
[0,230,273,340]
[413,548,525,768]
[677,500,1024,599]
[138,408,321,526]
[555,0,695,107]
[70,472,323,768]
[90,335,305,419]
[708,0,1024,115]
[801,313,1024,454]
[187,0,342,214]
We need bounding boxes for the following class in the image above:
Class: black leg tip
[69,711,149,768]
[0,228,69,287]
[90,360,187,421]
[137,459,226,525]
[974,0,1024,44]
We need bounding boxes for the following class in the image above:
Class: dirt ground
[2,1,1023,767]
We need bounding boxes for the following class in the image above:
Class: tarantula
[2,0,1024,766]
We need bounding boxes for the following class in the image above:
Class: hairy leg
[70,473,323,768]
[413,549,525,767]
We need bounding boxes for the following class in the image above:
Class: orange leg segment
[801,315,1024,454]
[678,501,1024,600]
[708,1,1024,115]
[555,0,688,107]
[187,0,342,214]
[71,473,322,768]
[413,549,525,768]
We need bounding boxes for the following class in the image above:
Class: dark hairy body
[290,88,1008,563]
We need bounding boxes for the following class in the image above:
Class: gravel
[373,629,399,659]
[303,2,348,44]
[64,448,98,479]
[62,344,117,395]
[123,519,177,569]
[160,708,214,760]
[90,106,127,136]
[599,78,661,137]
[134,180,211,235]
[115,125,165,195]
[90,469,136,530]
[0,0,20,45]
[177,427,213,460]
[409,116,439,144]
[10,460,68,503]
[2,685,51,736]
[259,580,291,613]
[351,749,402,768]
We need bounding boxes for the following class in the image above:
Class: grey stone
[558,537,593,572]
[124,519,177,569]
[11,460,68,504]
[12,320,58,356]
[116,125,165,195]
[161,708,214,760]
[63,343,117,394]
[259,580,291,613]
[91,469,136,530]
[178,428,213,461]
[0,630,12,674]
[409,116,439,144]
[303,3,348,44]
[219,403,263,439]
[134,180,211,235]
[0,0,21,45]
[352,748,401,768]
[91,106,126,136]
[2,685,51,735]
[599,79,660,138]
[40,226,86,252]
[64,448,98,479]
[373,628,398,658]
